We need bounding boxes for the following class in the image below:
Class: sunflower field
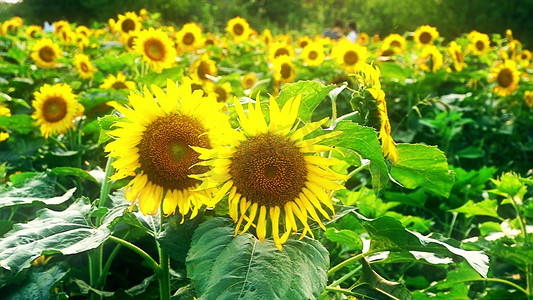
[0,7,532,300]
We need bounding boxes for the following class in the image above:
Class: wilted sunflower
[226,16,251,43]
[417,45,443,73]
[331,39,368,72]
[414,25,439,48]
[524,91,533,107]
[115,11,142,35]
[105,79,230,217]
[300,42,325,67]
[467,31,491,56]
[489,60,520,97]
[380,34,406,55]
[214,82,232,103]
[74,53,97,79]
[25,25,44,39]
[447,41,466,72]
[30,38,62,68]
[100,72,136,90]
[192,95,346,250]
[189,53,217,82]
[273,55,296,84]
[241,73,258,89]
[31,83,84,138]
[268,41,295,62]
[176,23,204,52]
[134,28,177,73]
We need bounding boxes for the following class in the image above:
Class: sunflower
[297,35,312,49]
[74,53,97,79]
[226,16,251,43]
[120,30,139,52]
[417,45,443,72]
[25,25,44,39]
[176,23,204,52]
[0,102,10,117]
[108,18,116,34]
[54,20,71,36]
[203,33,219,47]
[115,11,142,35]
[31,83,84,138]
[300,42,325,67]
[447,41,466,72]
[192,93,346,249]
[518,49,531,68]
[273,55,296,84]
[214,82,232,103]
[381,33,406,55]
[489,60,520,97]
[189,53,217,82]
[357,32,369,46]
[139,8,148,20]
[134,28,177,73]
[75,25,91,38]
[268,41,295,62]
[331,39,368,72]
[414,25,439,48]
[261,28,273,45]
[58,28,75,45]
[467,31,491,56]
[240,73,257,90]
[100,72,136,90]
[105,78,230,217]
[75,33,90,51]
[524,91,533,107]
[30,38,62,68]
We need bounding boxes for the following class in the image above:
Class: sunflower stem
[156,205,171,300]
[108,235,161,272]
[88,249,103,300]
[98,156,115,209]
[346,159,370,179]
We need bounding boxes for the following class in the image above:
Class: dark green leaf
[356,258,412,300]
[0,115,35,134]
[277,81,335,122]
[4,264,68,300]
[157,214,203,263]
[50,167,99,185]
[72,278,115,297]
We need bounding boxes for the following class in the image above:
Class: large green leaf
[50,167,99,185]
[0,199,113,273]
[3,264,68,300]
[276,81,335,122]
[354,257,412,300]
[187,217,329,300]
[0,115,35,134]
[391,144,455,198]
[0,187,75,210]
[157,214,203,263]
[449,199,500,218]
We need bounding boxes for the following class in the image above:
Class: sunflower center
[80,62,89,73]
[274,48,289,59]
[230,133,308,208]
[522,53,528,60]
[280,63,292,79]
[455,50,463,63]
[144,39,166,61]
[308,50,318,60]
[122,19,135,33]
[419,31,432,44]
[197,60,211,80]
[343,50,359,65]
[390,40,401,48]
[381,49,395,57]
[183,32,195,45]
[233,23,244,35]
[127,36,136,50]
[300,41,309,48]
[475,40,485,51]
[42,97,67,122]
[497,68,513,87]
[39,46,55,63]
[205,38,215,46]
[215,86,227,103]
[111,81,128,90]
[138,114,210,191]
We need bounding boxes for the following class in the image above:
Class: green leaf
[157,214,203,263]
[187,217,329,300]
[355,257,412,300]
[3,264,68,300]
[391,144,455,197]
[78,89,129,112]
[380,62,412,81]
[139,67,184,87]
[3,172,57,198]
[50,167,99,185]
[0,198,112,273]
[97,114,121,144]
[72,278,115,297]
[276,81,335,122]
[450,199,500,218]
[0,187,75,210]
[0,115,35,134]
[324,228,363,251]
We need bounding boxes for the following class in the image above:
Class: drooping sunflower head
[30,38,62,68]
[74,53,97,79]
[414,25,439,48]
[331,39,368,72]
[268,41,295,63]
[241,73,258,89]
[417,45,443,73]
[381,33,406,55]
[524,91,533,107]
[176,22,204,52]
[31,83,84,138]
[447,41,466,72]
[189,53,217,82]
[273,55,296,84]
[133,28,177,73]
[25,25,44,39]
[192,94,347,250]
[100,72,136,90]
[105,78,231,217]
[115,11,142,35]
[467,31,491,56]
[301,42,325,67]
[226,16,251,43]
[489,59,520,97]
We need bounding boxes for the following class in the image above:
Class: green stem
[330,94,338,128]
[346,160,371,179]
[324,286,355,295]
[98,156,115,209]
[98,232,129,288]
[328,251,371,276]
[157,207,171,300]
[88,249,103,300]
[107,236,161,273]
[527,265,533,299]
[329,265,361,287]
[446,212,458,238]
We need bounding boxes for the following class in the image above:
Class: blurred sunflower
[58,28,75,45]
[297,35,312,49]
[74,53,97,79]
[300,42,325,66]
[76,25,91,38]
[105,79,230,217]
[241,73,257,89]
[226,16,251,43]
[108,18,116,34]
[261,28,273,45]
[331,39,368,72]
[25,25,44,39]
[1,18,18,34]
[447,41,466,72]
[489,60,520,97]
[30,38,62,68]
[100,72,136,90]
[357,32,369,46]
[273,55,296,84]
[192,95,346,250]
[0,102,10,142]
[417,45,443,72]
[414,25,439,48]
[381,34,406,55]
[75,33,90,51]
[120,30,139,52]
[467,31,491,56]
[31,83,84,138]
[134,28,177,73]
[189,53,217,82]
[54,20,70,36]
[203,33,218,47]
[518,49,531,68]
[268,41,295,62]
[115,11,142,35]
[176,23,204,52]
[524,91,533,107]
[214,82,232,103]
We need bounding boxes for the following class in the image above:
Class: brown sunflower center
[233,23,244,36]
[122,19,135,33]
[419,31,432,44]
[144,38,166,61]
[111,81,128,90]
[343,50,359,65]
[455,50,463,63]
[497,68,513,88]
[390,40,401,48]
[381,49,395,57]
[138,114,210,191]
[39,46,55,63]
[183,32,195,45]
[215,86,227,103]
[42,97,67,122]
[280,63,292,79]
[197,60,212,80]
[308,50,318,60]
[29,29,37,38]
[230,133,308,208]
[300,41,308,48]
[80,62,89,73]
[521,53,528,60]
[205,38,215,46]
[274,48,290,59]
[475,40,485,51]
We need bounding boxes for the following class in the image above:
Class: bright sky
[0,0,22,3]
